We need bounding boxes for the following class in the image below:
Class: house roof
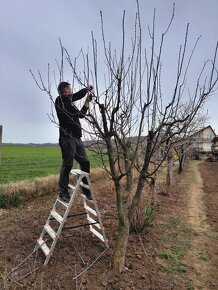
[192,125,216,137]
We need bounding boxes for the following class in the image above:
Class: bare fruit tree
[31,1,218,272]
[165,108,209,191]
[175,109,209,175]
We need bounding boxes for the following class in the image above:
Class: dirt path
[186,162,217,289]
[188,164,209,232]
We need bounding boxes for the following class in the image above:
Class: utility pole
[0,125,2,165]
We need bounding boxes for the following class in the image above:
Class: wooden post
[0,125,2,164]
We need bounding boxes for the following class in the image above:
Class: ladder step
[81,194,94,203]
[44,224,56,240]
[50,210,63,223]
[57,197,69,207]
[90,228,105,242]
[84,204,97,216]
[87,216,101,229]
[80,182,89,190]
[37,239,50,256]
[68,184,76,191]
[70,169,89,177]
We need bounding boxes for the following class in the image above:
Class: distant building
[212,136,218,156]
[192,125,216,153]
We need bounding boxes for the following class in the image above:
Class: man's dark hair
[57,81,70,95]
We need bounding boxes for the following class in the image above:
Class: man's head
[57,81,72,96]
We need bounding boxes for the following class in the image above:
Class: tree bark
[124,141,132,194]
[166,148,173,188]
[150,175,157,205]
[178,146,185,174]
[128,131,154,220]
[113,217,130,272]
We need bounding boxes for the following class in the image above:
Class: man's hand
[86,93,93,102]
[84,92,93,108]
[86,84,93,91]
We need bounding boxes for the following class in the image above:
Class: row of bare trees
[31,1,218,272]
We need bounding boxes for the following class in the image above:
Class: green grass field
[0,145,105,185]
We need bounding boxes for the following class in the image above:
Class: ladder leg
[83,175,108,247]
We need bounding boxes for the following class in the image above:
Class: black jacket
[55,88,88,138]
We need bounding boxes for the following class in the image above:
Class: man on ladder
[34,84,108,264]
[55,81,93,203]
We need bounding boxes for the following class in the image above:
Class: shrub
[0,190,22,208]
[144,205,155,226]
[0,190,8,208]
[131,195,155,233]
[206,156,215,162]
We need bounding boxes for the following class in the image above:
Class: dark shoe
[81,188,93,200]
[59,192,70,203]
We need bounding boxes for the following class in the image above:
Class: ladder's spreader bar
[87,216,101,229]
[50,212,87,221]
[63,221,99,230]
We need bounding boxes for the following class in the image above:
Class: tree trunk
[113,218,130,272]
[178,157,183,174]
[178,146,185,174]
[150,174,157,205]
[166,148,173,188]
[128,130,154,219]
[124,141,132,195]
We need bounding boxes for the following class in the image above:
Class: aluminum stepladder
[35,169,108,265]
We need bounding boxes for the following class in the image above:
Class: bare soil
[0,161,217,290]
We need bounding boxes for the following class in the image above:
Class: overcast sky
[0,0,217,143]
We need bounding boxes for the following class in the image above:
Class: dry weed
[0,175,59,208]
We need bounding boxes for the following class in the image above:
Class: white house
[192,125,216,153]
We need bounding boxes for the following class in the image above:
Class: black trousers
[59,136,90,194]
